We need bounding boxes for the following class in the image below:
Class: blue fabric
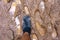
[22,15,31,34]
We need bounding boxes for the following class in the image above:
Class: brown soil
[0,0,60,40]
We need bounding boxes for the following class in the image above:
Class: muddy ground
[0,0,60,40]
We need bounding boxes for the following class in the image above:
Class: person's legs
[21,15,31,40]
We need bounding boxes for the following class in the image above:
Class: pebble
[32,34,38,40]
[9,2,17,16]
[15,16,20,26]
[15,16,22,35]
[9,0,21,18]
[35,21,46,36]
[39,1,45,12]
[15,0,21,4]
[17,25,22,35]
[2,0,10,3]
[24,6,29,15]
[52,29,57,38]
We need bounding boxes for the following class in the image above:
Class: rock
[35,21,46,36]
[39,1,45,12]
[31,34,38,40]
[52,28,57,38]
[24,6,30,15]
[2,0,11,3]
[15,0,21,4]
[9,2,17,17]
[16,25,22,35]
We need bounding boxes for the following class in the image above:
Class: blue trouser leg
[22,15,31,35]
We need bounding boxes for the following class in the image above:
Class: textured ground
[0,0,60,40]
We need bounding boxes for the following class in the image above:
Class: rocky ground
[0,0,60,40]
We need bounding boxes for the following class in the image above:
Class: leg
[21,15,31,40]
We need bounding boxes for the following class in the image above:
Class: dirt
[0,0,60,40]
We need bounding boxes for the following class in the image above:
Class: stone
[2,0,11,3]
[35,21,46,36]
[52,29,57,38]
[24,6,30,15]
[32,34,38,40]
